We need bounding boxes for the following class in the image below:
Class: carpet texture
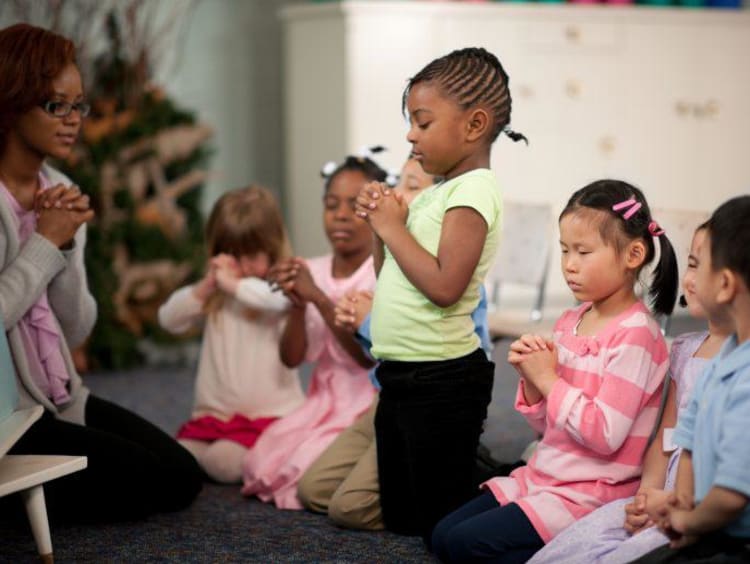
[2,316,701,562]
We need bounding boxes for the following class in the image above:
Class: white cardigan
[0,164,96,424]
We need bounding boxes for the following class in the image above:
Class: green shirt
[371,168,501,361]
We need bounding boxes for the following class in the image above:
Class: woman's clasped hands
[34,183,94,248]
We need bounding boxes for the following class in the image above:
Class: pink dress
[484,301,669,542]
[241,254,377,509]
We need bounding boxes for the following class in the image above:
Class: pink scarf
[1,174,71,404]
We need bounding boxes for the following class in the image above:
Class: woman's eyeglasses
[39,100,91,118]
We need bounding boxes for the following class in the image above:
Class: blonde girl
[159,185,304,484]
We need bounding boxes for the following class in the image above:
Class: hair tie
[356,145,385,160]
[648,220,665,237]
[320,161,337,178]
[385,169,399,187]
[503,126,529,145]
[321,145,388,179]
[612,197,642,220]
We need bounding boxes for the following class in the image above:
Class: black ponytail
[503,127,528,145]
[649,233,679,317]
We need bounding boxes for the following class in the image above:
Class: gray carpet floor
[2,315,700,562]
[2,341,534,563]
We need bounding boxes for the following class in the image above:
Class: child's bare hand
[624,491,656,535]
[268,257,298,293]
[648,491,694,524]
[193,268,217,302]
[507,336,557,394]
[356,182,407,237]
[269,257,319,305]
[642,487,671,522]
[509,334,549,356]
[334,290,374,332]
[369,191,407,236]
[355,181,388,220]
[211,255,242,296]
[211,254,240,274]
[657,506,696,549]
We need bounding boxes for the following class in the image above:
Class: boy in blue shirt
[635,195,750,563]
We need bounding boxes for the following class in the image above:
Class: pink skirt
[177,414,277,448]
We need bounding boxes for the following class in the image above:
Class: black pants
[431,492,544,563]
[8,395,203,524]
[631,533,750,564]
[375,348,494,537]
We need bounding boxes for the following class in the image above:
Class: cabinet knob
[704,99,720,118]
[565,26,581,43]
[675,100,690,117]
[599,136,615,155]
[565,79,581,99]
[518,84,534,99]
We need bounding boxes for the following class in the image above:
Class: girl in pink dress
[241,153,386,509]
[432,180,679,563]
[528,224,731,564]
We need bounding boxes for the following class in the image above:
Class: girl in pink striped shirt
[432,180,679,563]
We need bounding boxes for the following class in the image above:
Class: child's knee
[201,441,246,484]
[430,516,453,559]
[297,470,328,513]
[328,489,383,530]
[443,525,482,563]
[431,520,479,563]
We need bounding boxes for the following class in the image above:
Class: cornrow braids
[402,47,527,144]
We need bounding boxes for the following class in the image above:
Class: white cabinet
[282,2,750,302]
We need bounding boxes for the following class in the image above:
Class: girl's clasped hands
[333,290,373,332]
[508,334,559,402]
[193,254,245,301]
[268,257,319,308]
[354,181,408,235]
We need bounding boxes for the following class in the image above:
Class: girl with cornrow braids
[355,47,527,537]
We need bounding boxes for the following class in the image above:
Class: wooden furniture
[1,313,87,562]
[281,1,750,306]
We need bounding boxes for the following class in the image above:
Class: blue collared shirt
[673,334,750,538]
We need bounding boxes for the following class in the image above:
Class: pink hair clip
[612,197,642,220]
[648,220,665,237]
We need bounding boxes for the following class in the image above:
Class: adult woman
[0,23,202,523]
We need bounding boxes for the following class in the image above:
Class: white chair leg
[20,485,53,562]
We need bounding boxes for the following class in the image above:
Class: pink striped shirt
[485,301,668,542]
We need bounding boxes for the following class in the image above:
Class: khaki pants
[298,397,383,530]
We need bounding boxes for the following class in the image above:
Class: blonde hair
[204,184,291,313]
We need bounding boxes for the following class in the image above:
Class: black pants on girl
[375,348,494,537]
[8,394,203,524]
